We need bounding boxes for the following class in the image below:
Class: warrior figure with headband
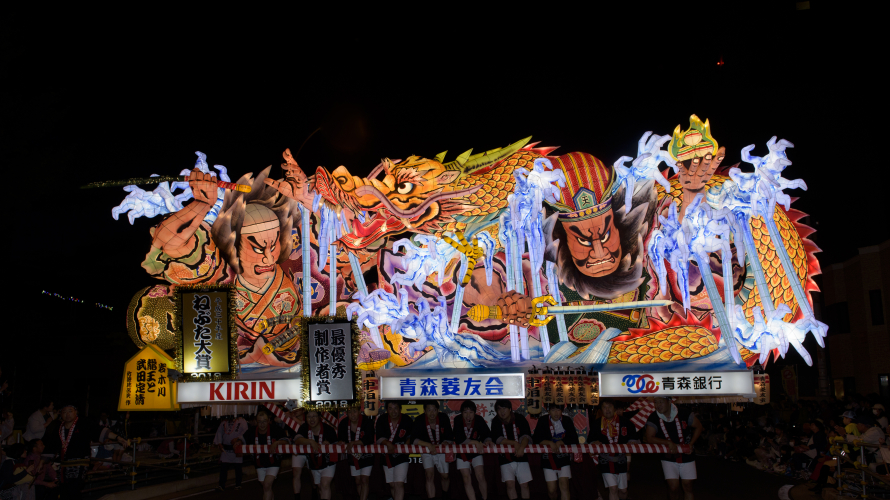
[248,411,289,500]
[412,400,454,500]
[533,402,579,500]
[644,396,703,500]
[589,400,638,500]
[452,400,492,500]
[489,400,533,500]
[375,401,413,500]
[293,410,339,500]
[337,406,376,500]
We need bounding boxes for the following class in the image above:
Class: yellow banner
[119,345,180,411]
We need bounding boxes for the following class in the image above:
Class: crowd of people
[696,395,889,496]
[212,398,708,500]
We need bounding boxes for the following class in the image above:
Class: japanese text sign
[599,371,753,397]
[119,344,179,411]
[175,285,237,379]
[302,320,358,408]
[379,373,525,400]
[754,374,770,405]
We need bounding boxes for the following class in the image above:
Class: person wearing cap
[42,404,129,500]
[589,400,637,500]
[845,413,886,459]
[833,410,860,454]
[337,406,376,500]
[873,404,888,429]
[533,402,579,500]
[248,410,290,500]
[452,400,491,500]
[644,397,702,500]
[412,400,454,499]
[293,410,338,500]
[489,399,532,500]
[376,401,413,500]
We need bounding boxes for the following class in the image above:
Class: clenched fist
[497,291,534,328]
[187,169,219,205]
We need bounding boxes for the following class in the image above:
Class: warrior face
[238,204,281,283]
[562,211,621,277]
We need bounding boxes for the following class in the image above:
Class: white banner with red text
[177,379,302,403]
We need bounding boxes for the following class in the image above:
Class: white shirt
[22,410,47,441]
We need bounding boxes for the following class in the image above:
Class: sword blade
[544,300,673,315]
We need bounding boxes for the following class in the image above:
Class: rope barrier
[235,443,690,454]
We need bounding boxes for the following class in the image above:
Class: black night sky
[4,4,883,416]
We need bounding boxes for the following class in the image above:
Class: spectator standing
[412,401,454,500]
[452,400,491,500]
[590,400,637,500]
[293,410,338,500]
[0,411,13,445]
[337,406,375,500]
[214,415,247,492]
[644,396,703,500]
[23,401,55,442]
[247,411,289,500]
[533,403,578,500]
[285,407,307,500]
[873,404,888,429]
[375,401,413,500]
[489,400,532,500]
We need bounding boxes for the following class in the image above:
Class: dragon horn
[443,136,532,175]
[433,151,448,163]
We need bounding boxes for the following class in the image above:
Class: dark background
[2,3,882,419]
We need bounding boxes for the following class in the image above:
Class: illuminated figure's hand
[678,147,726,192]
[264,148,315,208]
[442,231,483,286]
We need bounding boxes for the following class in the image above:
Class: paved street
[167,454,801,500]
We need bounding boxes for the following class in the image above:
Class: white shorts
[499,462,532,484]
[384,462,410,483]
[256,466,280,481]
[350,465,373,477]
[422,453,449,474]
[543,465,572,481]
[311,464,336,484]
[457,455,484,470]
[291,455,307,468]
[661,460,697,480]
[603,472,628,489]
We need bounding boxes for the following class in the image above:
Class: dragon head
[314,137,532,249]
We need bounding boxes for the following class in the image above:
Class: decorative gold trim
[173,283,240,383]
[299,315,362,411]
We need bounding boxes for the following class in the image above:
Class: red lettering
[235,382,249,400]
[251,382,256,400]
[259,381,274,399]
[210,383,225,401]
[226,382,231,400]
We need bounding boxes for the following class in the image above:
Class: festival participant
[376,401,413,500]
[286,407,307,500]
[25,439,58,497]
[644,397,703,500]
[589,400,636,500]
[44,404,129,500]
[533,403,578,500]
[873,404,888,429]
[412,401,454,500]
[337,406,375,500]
[293,410,338,500]
[214,414,247,492]
[248,411,289,500]
[23,401,55,442]
[452,401,491,500]
[489,400,532,500]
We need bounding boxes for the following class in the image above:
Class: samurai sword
[468,296,673,327]
[81,175,251,192]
